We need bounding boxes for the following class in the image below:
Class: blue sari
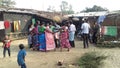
[38,33,46,51]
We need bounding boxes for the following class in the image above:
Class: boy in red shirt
[2,35,12,57]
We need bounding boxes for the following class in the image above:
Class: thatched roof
[0,8,63,20]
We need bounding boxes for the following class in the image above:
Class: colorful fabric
[4,20,10,29]
[101,26,117,36]
[14,21,19,31]
[60,29,71,48]
[38,26,46,33]
[32,18,36,25]
[32,26,38,34]
[45,28,55,50]
[0,21,5,30]
[38,33,46,51]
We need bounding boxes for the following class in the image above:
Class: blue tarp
[97,15,106,24]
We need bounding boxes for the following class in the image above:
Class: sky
[15,0,120,12]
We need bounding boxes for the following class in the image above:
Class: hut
[0,8,53,41]
[65,11,108,34]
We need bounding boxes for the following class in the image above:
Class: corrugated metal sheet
[66,11,108,17]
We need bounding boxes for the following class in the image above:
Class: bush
[78,52,107,68]
[96,42,120,48]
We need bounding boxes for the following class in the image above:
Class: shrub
[78,52,107,68]
[96,42,120,48]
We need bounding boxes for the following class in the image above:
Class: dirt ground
[0,39,120,68]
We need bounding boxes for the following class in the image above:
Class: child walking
[2,35,12,57]
[17,44,27,68]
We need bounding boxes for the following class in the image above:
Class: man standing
[81,19,90,48]
[68,21,76,47]
[92,22,100,44]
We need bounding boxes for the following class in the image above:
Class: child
[2,35,12,57]
[17,44,27,68]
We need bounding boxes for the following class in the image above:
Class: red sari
[60,26,71,48]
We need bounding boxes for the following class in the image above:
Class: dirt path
[0,39,120,68]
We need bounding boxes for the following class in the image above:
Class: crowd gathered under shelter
[28,20,76,51]
[27,18,100,51]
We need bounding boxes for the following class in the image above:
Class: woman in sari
[32,24,39,50]
[60,24,71,51]
[45,23,55,51]
[38,22,46,51]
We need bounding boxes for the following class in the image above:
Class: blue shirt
[17,49,26,65]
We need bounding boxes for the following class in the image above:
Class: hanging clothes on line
[14,21,20,31]
[0,21,5,30]
[32,18,36,25]
[11,22,14,32]
[18,20,21,30]
[4,20,10,29]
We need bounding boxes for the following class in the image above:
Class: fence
[7,32,28,40]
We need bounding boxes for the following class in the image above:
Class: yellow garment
[14,21,19,31]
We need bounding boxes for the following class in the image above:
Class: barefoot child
[17,44,27,68]
[2,35,12,57]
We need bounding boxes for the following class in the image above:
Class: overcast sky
[15,0,120,12]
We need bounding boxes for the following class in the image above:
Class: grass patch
[96,42,120,48]
[78,52,107,68]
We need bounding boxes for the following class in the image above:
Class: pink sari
[45,26,55,50]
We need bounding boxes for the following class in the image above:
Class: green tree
[60,1,68,14]
[47,5,55,12]
[0,0,16,8]
[60,1,74,14]
[81,5,108,12]
[68,4,74,14]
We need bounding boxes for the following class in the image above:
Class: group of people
[81,19,100,48]
[1,18,100,68]
[28,20,76,52]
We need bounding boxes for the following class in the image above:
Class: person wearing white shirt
[81,19,90,48]
[68,22,76,47]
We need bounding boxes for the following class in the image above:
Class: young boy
[2,35,12,57]
[17,44,27,68]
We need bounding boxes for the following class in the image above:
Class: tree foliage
[68,4,74,14]
[60,1,74,14]
[0,0,16,8]
[47,6,55,12]
[81,5,108,12]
